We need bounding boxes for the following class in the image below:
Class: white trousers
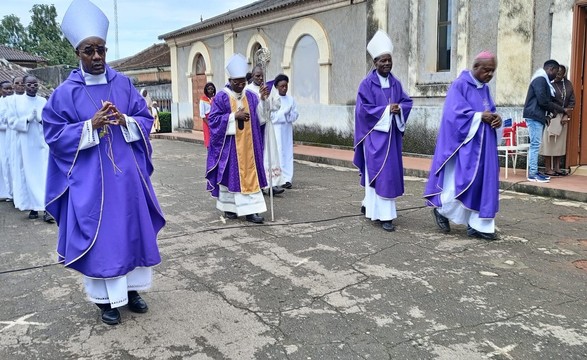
[84,267,152,308]
[362,156,397,222]
[437,158,495,233]
[216,185,267,216]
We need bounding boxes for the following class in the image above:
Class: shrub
[402,121,437,156]
[159,112,172,133]
[293,124,354,148]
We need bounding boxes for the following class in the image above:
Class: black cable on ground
[0,206,430,276]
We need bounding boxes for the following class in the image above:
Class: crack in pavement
[385,298,584,352]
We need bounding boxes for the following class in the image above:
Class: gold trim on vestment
[229,94,260,194]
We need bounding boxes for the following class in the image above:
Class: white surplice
[271,94,299,183]
[8,94,48,211]
[0,96,13,199]
[245,83,284,187]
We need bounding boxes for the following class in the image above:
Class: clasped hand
[235,108,250,122]
[30,109,39,123]
[481,111,502,129]
[92,101,126,130]
[389,104,401,114]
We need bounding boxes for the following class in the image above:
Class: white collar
[377,72,390,89]
[81,62,108,86]
[469,71,484,89]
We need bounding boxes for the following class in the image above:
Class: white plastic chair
[497,120,530,179]
[497,124,516,179]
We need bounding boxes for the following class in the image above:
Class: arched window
[194,54,206,75]
[292,35,319,105]
[251,42,263,66]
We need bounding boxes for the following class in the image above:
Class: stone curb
[152,134,586,203]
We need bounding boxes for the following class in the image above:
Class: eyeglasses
[230,79,247,87]
[79,46,107,56]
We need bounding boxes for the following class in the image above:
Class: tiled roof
[0,59,29,84]
[108,43,170,72]
[159,0,306,39]
[0,59,50,97]
[0,45,47,63]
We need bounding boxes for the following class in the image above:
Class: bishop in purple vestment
[354,30,413,232]
[424,52,502,240]
[205,54,268,224]
[42,0,165,325]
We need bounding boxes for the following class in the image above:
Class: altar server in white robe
[0,81,15,200]
[245,65,284,193]
[9,75,52,222]
[271,74,299,188]
[5,76,25,202]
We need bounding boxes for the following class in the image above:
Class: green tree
[0,15,27,50]
[25,4,77,66]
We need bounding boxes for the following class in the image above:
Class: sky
[2,0,258,60]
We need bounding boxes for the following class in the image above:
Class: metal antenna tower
[113,0,119,59]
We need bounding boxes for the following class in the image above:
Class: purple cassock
[353,70,413,198]
[42,66,165,278]
[423,70,499,218]
[205,89,268,197]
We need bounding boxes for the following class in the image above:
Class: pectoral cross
[483,98,490,111]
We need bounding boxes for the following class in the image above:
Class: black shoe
[96,303,121,325]
[272,186,285,194]
[28,210,38,219]
[224,211,238,219]
[282,182,292,189]
[360,206,365,215]
[263,187,285,195]
[467,225,497,241]
[432,208,450,233]
[43,212,55,223]
[127,291,149,313]
[381,220,395,232]
[245,213,264,224]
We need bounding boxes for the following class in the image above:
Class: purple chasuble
[423,70,500,218]
[42,66,165,278]
[353,70,413,199]
[205,89,267,197]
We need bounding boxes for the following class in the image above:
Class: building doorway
[192,54,207,131]
[569,1,587,169]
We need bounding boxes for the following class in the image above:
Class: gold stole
[229,94,260,194]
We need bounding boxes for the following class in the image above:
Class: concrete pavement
[0,139,586,359]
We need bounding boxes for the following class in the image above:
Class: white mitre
[367,30,394,59]
[61,0,109,48]
[225,54,248,79]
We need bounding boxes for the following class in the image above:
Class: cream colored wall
[223,33,235,83]
[550,0,574,72]
[371,0,387,29]
[495,0,535,105]
[170,44,179,104]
